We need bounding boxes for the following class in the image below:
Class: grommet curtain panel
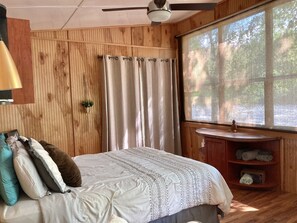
[102,55,181,155]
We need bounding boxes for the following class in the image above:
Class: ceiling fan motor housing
[147,1,171,22]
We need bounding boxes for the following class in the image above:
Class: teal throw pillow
[0,133,20,205]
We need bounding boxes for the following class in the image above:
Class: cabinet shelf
[229,180,278,189]
[228,160,278,166]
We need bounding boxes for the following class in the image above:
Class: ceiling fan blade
[151,21,162,26]
[170,3,216,11]
[102,7,148,12]
[154,0,166,8]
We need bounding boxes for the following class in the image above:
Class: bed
[0,147,233,223]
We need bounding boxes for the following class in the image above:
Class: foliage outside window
[182,0,297,131]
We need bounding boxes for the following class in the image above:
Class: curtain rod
[98,55,172,62]
[175,0,276,38]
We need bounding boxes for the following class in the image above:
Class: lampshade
[0,40,22,90]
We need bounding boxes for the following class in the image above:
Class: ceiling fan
[102,0,216,25]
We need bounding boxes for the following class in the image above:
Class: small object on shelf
[236,149,273,162]
[231,120,237,133]
[242,149,259,161]
[239,173,253,185]
[256,150,273,162]
[81,99,94,113]
[236,148,249,160]
[240,169,265,184]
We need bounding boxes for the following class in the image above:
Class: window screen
[182,0,297,131]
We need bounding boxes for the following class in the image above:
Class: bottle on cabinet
[231,120,237,133]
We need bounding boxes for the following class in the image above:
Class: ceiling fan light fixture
[147,1,171,22]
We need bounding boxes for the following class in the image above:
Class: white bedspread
[39,148,233,223]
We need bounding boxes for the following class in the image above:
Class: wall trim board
[175,0,275,38]
[31,36,173,50]
[175,0,271,36]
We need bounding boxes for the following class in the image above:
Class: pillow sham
[19,137,67,193]
[40,140,82,187]
[0,134,20,206]
[7,136,49,199]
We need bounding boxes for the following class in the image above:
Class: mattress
[0,147,232,223]
[0,193,42,223]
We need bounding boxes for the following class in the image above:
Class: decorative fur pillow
[39,140,82,187]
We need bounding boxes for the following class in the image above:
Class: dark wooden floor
[221,188,297,223]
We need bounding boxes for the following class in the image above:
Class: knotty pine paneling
[175,0,268,36]
[0,37,74,156]
[30,38,74,156]
[175,10,215,36]
[67,29,133,155]
[68,42,105,155]
[1,23,176,156]
[67,25,175,155]
[132,24,176,49]
[131,24,176,58]
[68,27,131,46]
[31,30,68,40]
[214,0,267,20]
[132,48,176,59]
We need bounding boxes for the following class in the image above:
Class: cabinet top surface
[196,128,280,142]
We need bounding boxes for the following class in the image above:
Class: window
[182,0,297,131]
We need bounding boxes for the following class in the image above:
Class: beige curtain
[102,55,181,155]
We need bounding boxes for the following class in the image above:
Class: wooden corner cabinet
[196,128,281,190]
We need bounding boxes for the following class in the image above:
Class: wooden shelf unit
[196,128,281,190]
[228,180,278,189]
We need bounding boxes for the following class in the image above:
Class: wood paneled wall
[67,25,176,155]
[0,24,176,156]
[175,0,268,35]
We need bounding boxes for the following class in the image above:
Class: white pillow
[7,136,48,199]
[20,137,67,193]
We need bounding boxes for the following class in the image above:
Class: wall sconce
[0,4,22,91]
[0,38,22,90]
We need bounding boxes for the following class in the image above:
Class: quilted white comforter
[39,148,233,223]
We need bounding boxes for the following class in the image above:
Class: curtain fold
[102,55,181,155]
[102,56,142,151]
